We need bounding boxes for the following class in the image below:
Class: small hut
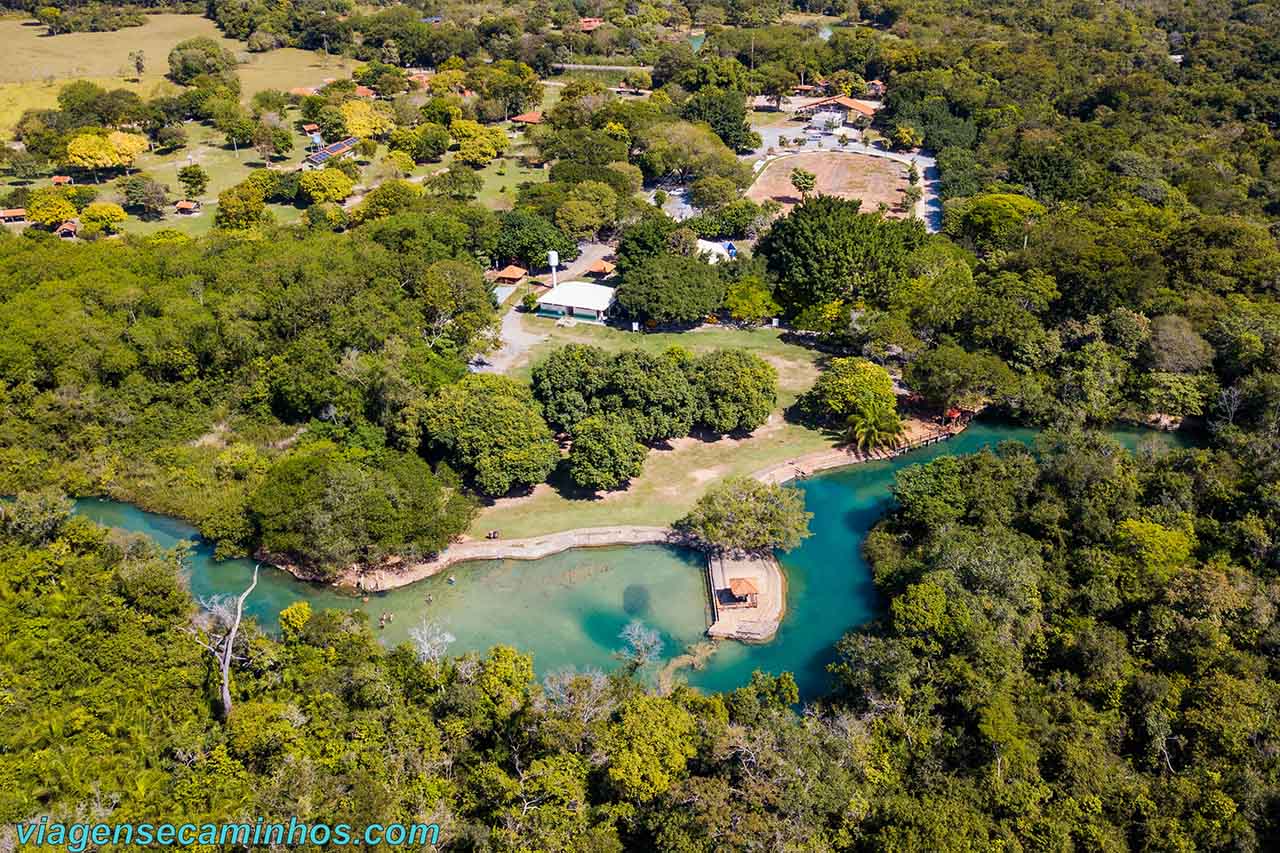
[0,208,26,223]
[585,258,616,278]
[493,264,528,285]
[55,220,79,239]
[726,578,759,608]
[511,111,543,126]
[175,200,201,215]
[51,175,73,186]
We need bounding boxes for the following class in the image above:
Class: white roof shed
[536,281,617,319]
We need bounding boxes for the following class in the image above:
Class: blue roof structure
[305,136,359,167]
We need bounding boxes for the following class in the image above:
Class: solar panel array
[305,137,359,166]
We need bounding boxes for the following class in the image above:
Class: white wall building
[536,281,617,322]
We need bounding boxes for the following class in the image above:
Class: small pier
[705,552,785,642]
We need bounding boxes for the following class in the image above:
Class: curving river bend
[73,421,1184,699]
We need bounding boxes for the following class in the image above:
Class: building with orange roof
[492,265,528,284]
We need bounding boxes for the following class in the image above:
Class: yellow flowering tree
[108,131,149,169]
[339,99,393,139]
[65,133,119,178]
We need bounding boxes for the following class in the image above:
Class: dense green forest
[4,429,1279,849]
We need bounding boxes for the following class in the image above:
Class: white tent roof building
[536,281,617,322]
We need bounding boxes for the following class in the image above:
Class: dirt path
[472,242,613,374]
[474,306,549,374]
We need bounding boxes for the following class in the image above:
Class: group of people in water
[370,574,458,629]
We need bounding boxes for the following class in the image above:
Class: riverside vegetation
[1,0,1279,847]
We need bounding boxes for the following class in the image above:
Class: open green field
[0,13,352,134]
[441,135,547,210]
[0,112,319,235]
[750,107,805,128]
[470,319,834,538]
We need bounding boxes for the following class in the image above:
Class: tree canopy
[676,477,813,554]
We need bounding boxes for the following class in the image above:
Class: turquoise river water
[72,422,1182,699]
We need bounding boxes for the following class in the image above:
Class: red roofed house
[0,208,26,223]
[794,95,878,124]
[510,111,543,126]
[289,87,317,97]
[493,265,528,284]
[56,220,79,239]
[579,17,604,32]
[354,85,376,98]
[175,200,202,214]
[725,578,759,608]
[586,258,615,277]
[51,175,72,186]
[866,79,886,98]
[301,122,320,133]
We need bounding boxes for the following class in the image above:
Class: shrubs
[798,357,896,424]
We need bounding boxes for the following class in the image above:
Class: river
[71,421,1185,699]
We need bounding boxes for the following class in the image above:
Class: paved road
[749,123,942,232]
[558,241,613,281]
[552,62,653,72]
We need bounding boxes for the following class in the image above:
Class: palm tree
[790,167,816,199]
[846,398,906,452]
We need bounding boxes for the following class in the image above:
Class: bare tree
[409,619,456,664]
[617,620,663,671]
[189,565,259,719]
[542,667,611,722]
[1218,384,1243,425]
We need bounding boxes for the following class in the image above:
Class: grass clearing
[0,14,352,134]
[470,419,833,538]
[470,317,833,538]
[750,108,803,127]
[438,129,547,210]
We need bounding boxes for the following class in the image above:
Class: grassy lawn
[470,318,834,538]
[0,114,321,236]
[121,200,302,236]
[0,13,352,134]
[540,82,563,112]
[439,129,547,210]
[750,108,806,128]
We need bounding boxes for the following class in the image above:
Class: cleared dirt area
[747,150,909,215]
